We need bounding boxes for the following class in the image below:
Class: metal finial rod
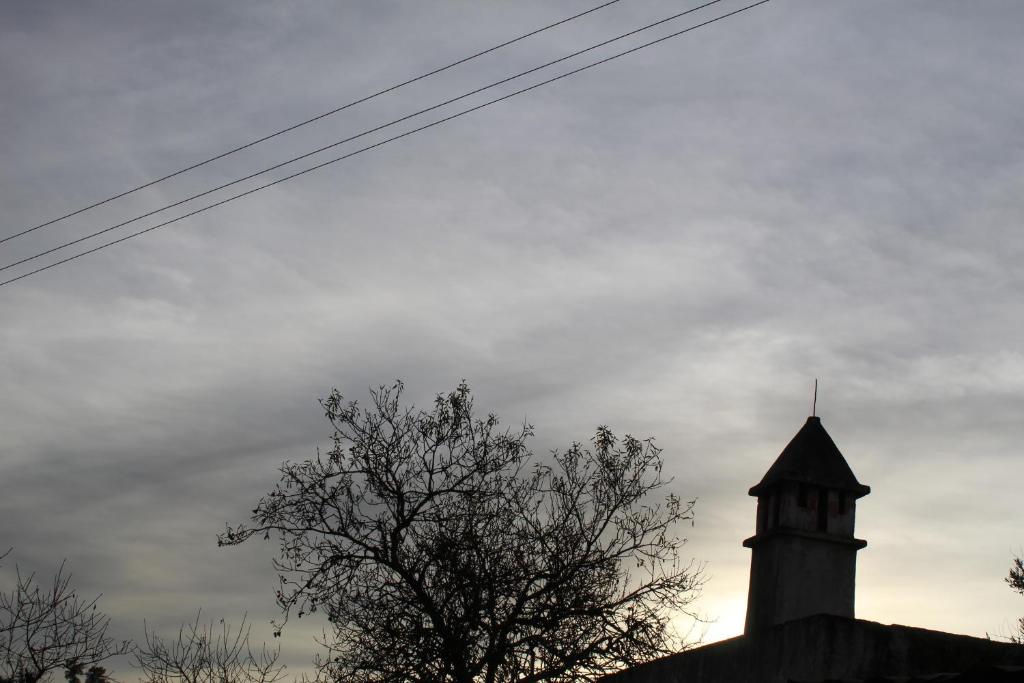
[812,379,818,417]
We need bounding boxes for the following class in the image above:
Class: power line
[1,0,729,275]
[0,0,624,246]
[0,0,770,290]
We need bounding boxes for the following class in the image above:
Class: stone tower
[743,416,870,634]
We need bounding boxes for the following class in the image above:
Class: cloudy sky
[2,0,1024,677]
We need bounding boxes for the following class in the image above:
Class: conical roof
[749,416,870,497]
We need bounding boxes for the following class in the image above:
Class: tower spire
[743,415,870,634]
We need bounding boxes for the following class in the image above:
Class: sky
[2,0,1024,678]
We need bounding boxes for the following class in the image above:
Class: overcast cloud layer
[2,0,1024,677]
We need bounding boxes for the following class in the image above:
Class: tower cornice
[742,527,867,550]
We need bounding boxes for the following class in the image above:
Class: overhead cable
[0,0,770,289]
[1,0,728,275]
[0,0,624,245]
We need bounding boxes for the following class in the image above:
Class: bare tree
[134,613,284,683]
[0,561,131,683]
[220,381,702,683]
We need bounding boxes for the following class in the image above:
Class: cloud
[2,0,1024,675]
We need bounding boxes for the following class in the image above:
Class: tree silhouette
[221,381,701,683]
[1008,557,1024,644]
[63,662,110,683]
[134,612,284,683]
[0,561,131,683]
